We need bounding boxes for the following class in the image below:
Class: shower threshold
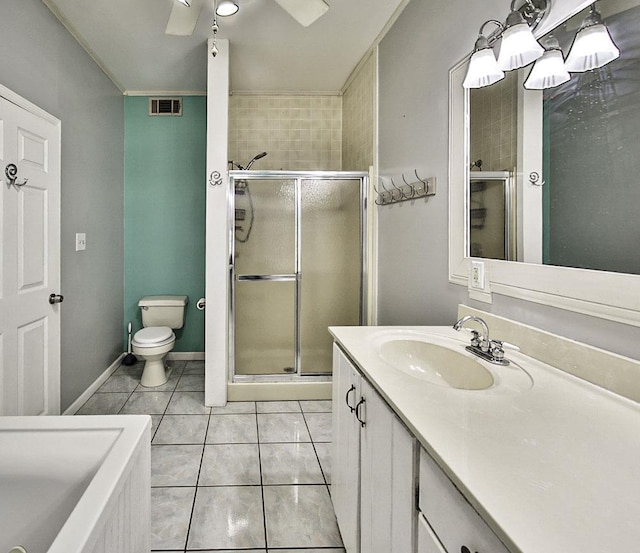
[228,377,332,401]
[232,373,331,384]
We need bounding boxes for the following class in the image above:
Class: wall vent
[149,97,183,116]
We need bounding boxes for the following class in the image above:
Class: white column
[205,38,230,407]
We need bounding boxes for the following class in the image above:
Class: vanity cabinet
[418,449,510,553]
[332,344,416,553]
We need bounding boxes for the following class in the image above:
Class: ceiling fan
[166,0,330,36]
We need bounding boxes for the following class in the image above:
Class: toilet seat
[132,326,175,348]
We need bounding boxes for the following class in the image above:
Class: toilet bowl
[131,295,188,388]
[132,326,176,387]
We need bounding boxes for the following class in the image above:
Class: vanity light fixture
[463,20,506,89]
[524,36,570,89]
[496,0,545,71]
[463,0,548,89]
[564,4,619,72]
[216,0,239,17]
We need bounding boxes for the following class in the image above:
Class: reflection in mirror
[467,0,640,275]
[469,173,515,260]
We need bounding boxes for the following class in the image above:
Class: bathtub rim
[0,415,151,553]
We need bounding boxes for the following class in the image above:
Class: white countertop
[330,326,640,553]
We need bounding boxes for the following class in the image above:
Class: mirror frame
[448,0,640,327]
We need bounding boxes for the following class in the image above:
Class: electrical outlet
[470,260,485,289]
[75,233,86,251]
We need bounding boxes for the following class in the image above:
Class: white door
[0,87,61,416]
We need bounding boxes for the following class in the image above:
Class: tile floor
[75,359,344,552]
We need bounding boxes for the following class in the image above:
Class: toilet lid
[133,326,173,345]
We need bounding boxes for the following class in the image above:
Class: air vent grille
[149,97,183,116]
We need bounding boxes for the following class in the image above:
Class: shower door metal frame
[228,170,368,383]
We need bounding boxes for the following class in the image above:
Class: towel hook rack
[374,169,436,206]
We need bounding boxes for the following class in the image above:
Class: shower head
[245,151,268,170]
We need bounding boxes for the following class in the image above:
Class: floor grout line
[78,378,343,552]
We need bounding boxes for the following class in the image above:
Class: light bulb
[565,8,619,73]
[463,33,505,89]
[497,10,544,71]
[216,0,239,16]
[464,49,505,88]
[524,48,570,89]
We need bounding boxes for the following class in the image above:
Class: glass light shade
[524,49,570,89]
[497,22,544,71]
[463,49,505,89]
[565,24,620,72]
[176,0,190,5]
[216,0,239,16]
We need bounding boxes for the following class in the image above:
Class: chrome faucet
[453,315,512,365]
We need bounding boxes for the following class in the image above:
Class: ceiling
[43,0,407,94]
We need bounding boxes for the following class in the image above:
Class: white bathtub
[0,416,150,553]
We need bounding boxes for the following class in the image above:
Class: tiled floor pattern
[76,360,344,552]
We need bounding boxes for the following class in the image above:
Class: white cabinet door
[418,513,447,553]
[332,344,362,553]
[0,89,61,416]
[419,449,511,553]
[360,378,415,553]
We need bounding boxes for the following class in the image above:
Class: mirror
[448,0,640,326]
[467,0,640,275]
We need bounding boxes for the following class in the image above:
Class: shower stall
[228,170,367,398]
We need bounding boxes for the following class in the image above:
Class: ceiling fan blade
[165,0,204,36]
[273,0,330,27]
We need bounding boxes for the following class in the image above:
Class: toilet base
[140,358,173,388]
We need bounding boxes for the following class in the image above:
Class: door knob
[49,293,64,305]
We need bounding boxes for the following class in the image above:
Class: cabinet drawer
[419,450,510,553]
[418,513,447,553]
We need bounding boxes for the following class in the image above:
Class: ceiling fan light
[565,23,619,72]
[273,0,329,27]
[216,0,239,17]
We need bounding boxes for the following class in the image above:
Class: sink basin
[378,339,494,390]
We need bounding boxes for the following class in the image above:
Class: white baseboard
[63,353,125,415]
[167,352,205,361]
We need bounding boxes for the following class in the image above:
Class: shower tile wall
[469,70,518,172]
[342,51,376,171]
[228,95,342,171]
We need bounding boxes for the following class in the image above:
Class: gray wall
[0,0,125,410]
[377,0,640,361]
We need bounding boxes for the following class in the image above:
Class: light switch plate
[75,233,86,251]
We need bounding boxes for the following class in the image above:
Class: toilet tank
[138,295,189,329]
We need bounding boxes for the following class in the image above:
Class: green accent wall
[124,96,206,352]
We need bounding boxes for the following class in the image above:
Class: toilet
[131,295,188,387]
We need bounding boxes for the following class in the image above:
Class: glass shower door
[233,178,297,376]
[299,179,362,375]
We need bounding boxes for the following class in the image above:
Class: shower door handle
[237,274,297,282]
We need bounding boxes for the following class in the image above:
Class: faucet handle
[469,330,481,347]
[497,340,520,352]
[489,339,520,362]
